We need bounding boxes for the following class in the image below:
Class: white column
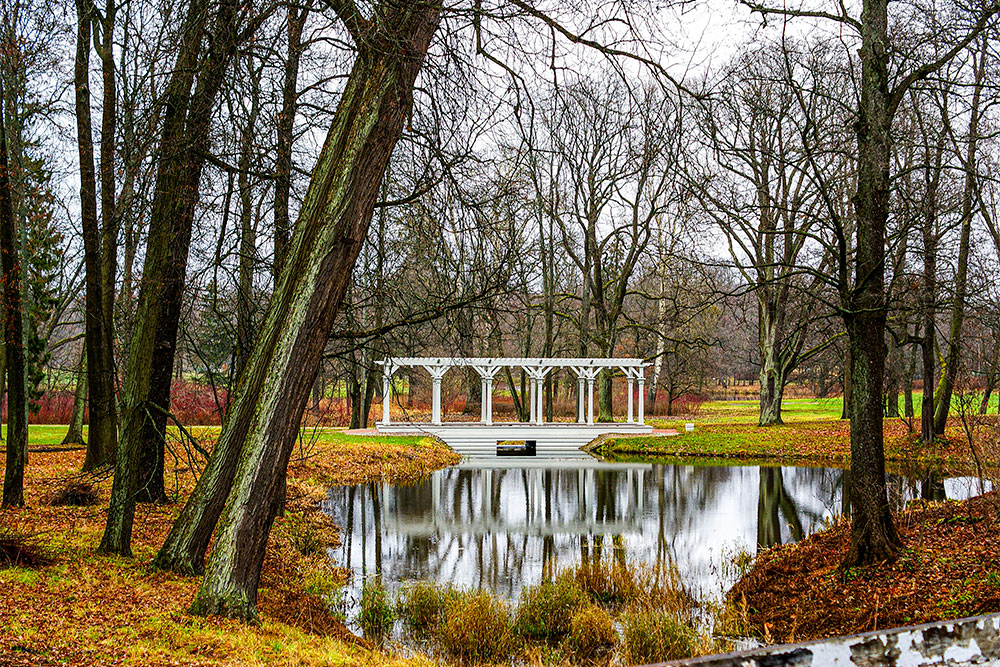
[432,376,443,425]
[529,377,536,423]
[485,377,494,425]
[536,377,544,425]
[382,374,392,425]
[480,378,488,423]
[637,377,645,425]
[577,377,586,424]
[587,376,595,425]
[627,377,634,423]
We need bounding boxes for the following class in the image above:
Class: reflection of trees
[756,467,804,550]
[331,461,954,601]
[921,473,946,501]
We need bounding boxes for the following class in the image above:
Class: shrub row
[357,559,711,665]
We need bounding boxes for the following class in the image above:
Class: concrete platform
[375,421,654,458]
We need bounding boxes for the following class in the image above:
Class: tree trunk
[61,343,88,446]
[158,5,441,593]
[841,0,902,567]
[904,334,916,419]
[883,339,900,418]
[840,358,852,420]
[234,59,263,380]
[75,0,118,471]
[598,367,613,422]
[933,38,986,435]
[920,176,938,445]
[102,0,237,554]
[979,337,999,414]
[189,6,442,621]
[98,0,119,438]
[273,1,310,277]
[758,319,789,426]
[0,91,27,507]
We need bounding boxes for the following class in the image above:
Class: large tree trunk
[61,343,88,446]
[0,92,26,508]
[75,0,118,471]
[158,5,441,592]
[189,6,441,621]
[758,301,786,426]
[933,38,986,435]
[135,4,241,505]
[101,0,239,554]
[841,0,902,567]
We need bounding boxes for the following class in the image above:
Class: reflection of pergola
[377,357,648,426]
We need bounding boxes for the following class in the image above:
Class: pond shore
[0,427,458,666]
[729,491,1000,643]
[597,417,994,471]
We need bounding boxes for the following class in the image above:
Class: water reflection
[323,461,987,602]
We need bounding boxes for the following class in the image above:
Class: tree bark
[933,38,986,435]
[840,358,852,420]
[234,58,263,380]
[75,0,118,471]
[903,332,916,419]
[189,5,441,621]
[159,4,441,594]
[0,91,27,508]
[273,1,310,277]
[102,0,238,553]
[841,0,902,567]
[919,141,941,445]
[61,343,88,446]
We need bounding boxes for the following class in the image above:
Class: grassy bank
[728,492,1000,643]
[0,427,459,666]
[599,399,996,470]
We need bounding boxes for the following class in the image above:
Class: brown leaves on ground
[729,492,1000,643]
[0,432,455,666]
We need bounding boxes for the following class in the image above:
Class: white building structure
[375,357,653,457]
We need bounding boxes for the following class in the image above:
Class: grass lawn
[606,395,997,471]
[2,423,434,451]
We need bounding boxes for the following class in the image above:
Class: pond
[322,458,988,627]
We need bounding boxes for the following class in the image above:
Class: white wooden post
[529,378,536,423]
[432,376,442,424]
[382,374,392,425]
[576,374,585,423]
[536,377,544,425]
[480,378,488,422]
[627,376,635,423]
[587,376,595,425]
[486,377,494,425]
[425,364,448,425]
[380,360,397,425]
[637,374,645,425]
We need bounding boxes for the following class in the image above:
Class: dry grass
[0,430,457,666]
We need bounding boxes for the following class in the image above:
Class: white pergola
[377,357,649,427]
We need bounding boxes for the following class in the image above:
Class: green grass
[652,391,999,430]
[0,424,432,449]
